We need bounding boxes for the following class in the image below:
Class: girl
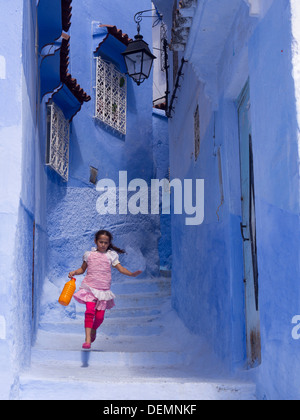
[69,230,142,350]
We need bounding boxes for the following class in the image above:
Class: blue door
[238,82,261,368]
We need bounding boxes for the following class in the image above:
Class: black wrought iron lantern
[122,11,157,86]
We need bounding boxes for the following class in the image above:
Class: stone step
[39,317,164,337]
[19,362,256,400]
[33,329,184,354]
[115,291,170,309]
[72,291,170,312]
[31,348,189,367]
[69,300,163,320]
[40,313,162,329]
[111,277,171,295]
[103,306,162,319]
[21,276,257,401]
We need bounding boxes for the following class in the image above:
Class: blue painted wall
[152,109,172,271]
[0,0,24,396]
[0,0,50,398]
[248,0,300,400]
[43,0,162,309]
[169,63,246,370]
[165,0,300,399]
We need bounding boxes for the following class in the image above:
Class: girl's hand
[68,263,87,279]
[115,264,142,277]
[131,270,142,277]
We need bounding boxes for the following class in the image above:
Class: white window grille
[46,102,70,181]
[194,104,200,161]
[95,56,127,135]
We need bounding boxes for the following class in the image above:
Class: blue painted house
[0,0,299,400]
[153,0,300,400]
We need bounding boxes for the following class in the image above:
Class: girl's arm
[114,264,142,278]
[68,261,87,278]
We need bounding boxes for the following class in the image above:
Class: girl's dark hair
[95,230,126,254]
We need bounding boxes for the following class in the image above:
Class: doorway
[32,220,35,320]
[237,81,261,368]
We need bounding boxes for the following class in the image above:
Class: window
[89,166,98,184]
[46,101,70,181]
[95,56,127,135]
[194,104,200,161]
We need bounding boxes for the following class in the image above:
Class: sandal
[82,342,91,350]
[91,332,97,343]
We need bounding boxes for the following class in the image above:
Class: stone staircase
[18,277,256,400]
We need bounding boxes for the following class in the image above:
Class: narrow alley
[1,0,300,401]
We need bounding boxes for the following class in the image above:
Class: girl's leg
[92,310,105,331]
[84,302,97,344]
[91,310,105,342]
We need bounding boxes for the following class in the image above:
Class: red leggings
[85,302,105,330]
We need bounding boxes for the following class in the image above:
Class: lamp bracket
[134,8,163,34]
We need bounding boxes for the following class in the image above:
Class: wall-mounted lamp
[121,10,157,86]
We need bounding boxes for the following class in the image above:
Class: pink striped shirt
[81,249,120,291]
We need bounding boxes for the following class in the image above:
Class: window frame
[95,56,127,136]
[46,101,70,181]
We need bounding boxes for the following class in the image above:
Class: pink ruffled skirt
[73,284,115,311]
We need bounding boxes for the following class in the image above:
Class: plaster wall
[43,0,163,308]
[247,0,300,400]
[153,109,172,270]
[0,0,45,398]
[169,0,300,386]
[169,60,246,368]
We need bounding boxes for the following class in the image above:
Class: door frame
[237,81,261,368]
